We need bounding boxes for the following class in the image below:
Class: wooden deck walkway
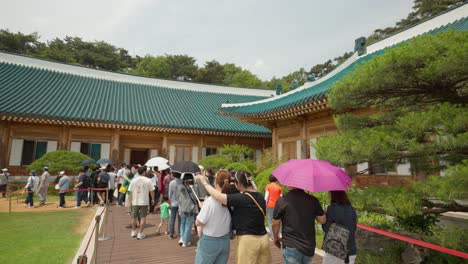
[97,206,323,264]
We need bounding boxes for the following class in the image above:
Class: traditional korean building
[0,52,274,175]
[221,4,468,186]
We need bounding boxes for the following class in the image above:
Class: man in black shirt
[273,187,326,264]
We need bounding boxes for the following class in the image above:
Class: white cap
[198,165,204,171]
[59,171,65,175]
[100,166,107,170]
[1,168,8,172]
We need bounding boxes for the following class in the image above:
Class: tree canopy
[317,30,468,174]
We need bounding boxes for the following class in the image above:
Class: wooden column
[0,122,10,169]
[111,129,120,163]
[300,117,308,158]
[162,133,168,158]
[271,122,277,160]
[199,135,205,161]
[59,126,70,150]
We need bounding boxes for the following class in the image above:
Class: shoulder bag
[322,205,350,260]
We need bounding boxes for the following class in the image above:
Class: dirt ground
[0,194,100,212]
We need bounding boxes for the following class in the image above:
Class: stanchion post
[77,255,87,264]
[90,188,94,206]
[93,215,101,264]
[99,204,111,241]
[8,191,12,213]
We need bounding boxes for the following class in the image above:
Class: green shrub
[27,150,93,174]
[225,162,252,174]
[255,166,276,194]
[198,155,232,170]
[240,159,257,174]
[424,226,468,263]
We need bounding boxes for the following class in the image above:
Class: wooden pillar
[199,135,205,161]
[111,129,120,163]
[59,126,70,150]
[300,117,308,158]
[162,133,168,158]
[0,122,10,169]
[271,123,277,160]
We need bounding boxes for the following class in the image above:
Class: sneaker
[164,231,168,235]
[131,230,137,238]
[178,238,183,246]
[137,233,146,240]
[182,242,191,247]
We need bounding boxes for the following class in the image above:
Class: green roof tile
[222,16,468,116]
[0,62,271,135]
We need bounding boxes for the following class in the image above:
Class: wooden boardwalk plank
[97,206,322,264]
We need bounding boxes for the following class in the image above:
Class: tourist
[117,163,129,206]
[194,166,208,202]
[272,186,326,264]
[206,168,215,187]
[108,166,116,205]
[148,168,158,213]
[177,173,199,247]
[74,169,90,208]
[195,169,231,264]
[128,166,155,240]
[0,168,9,198]
[264,175,282,240]
[153,166,161,204]
[168,170,182,239]
[57,171,71,208]
[24,170,39,208]
[89,167,100,205]
[199,170,271,264]
[96,166,109,206]
[37,166,51,205]
[157,196,170,235]
[322,191,357,264]
[162,169,172,200]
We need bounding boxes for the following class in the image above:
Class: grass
[0,210,94,264]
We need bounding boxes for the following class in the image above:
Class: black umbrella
[80,159,96,166]
[96,158,112,165]
[171,161,200,174]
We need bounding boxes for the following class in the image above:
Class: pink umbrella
[271,159,352,192]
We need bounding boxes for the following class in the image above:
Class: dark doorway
[130,149,148,165]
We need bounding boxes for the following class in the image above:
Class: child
[157,197,170,235]
[24,171,39,208]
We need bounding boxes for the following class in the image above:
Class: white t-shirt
[128,176,155,206]
[117,169,124,184]
[196,196,231,237]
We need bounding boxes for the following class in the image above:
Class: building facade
[221,5,468,186]
[0,52,273,175]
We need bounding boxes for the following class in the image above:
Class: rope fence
[357,224,468,259]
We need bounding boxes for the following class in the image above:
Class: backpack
[322,206,350,260]
[81,174,91,188]
[99,172,109,184]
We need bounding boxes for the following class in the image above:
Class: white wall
[150,149,158,158]
[296,140,302,159]
[9,139,23,166]
[46,141,57,153]
[124,148,131,164]
[192,147,199,163]
[100,143,110,159]
[277,143,282,161]
[357,162,369,174]
[169,145,175,165]
[70,142,81,152]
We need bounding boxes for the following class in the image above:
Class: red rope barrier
[357,224,468,259]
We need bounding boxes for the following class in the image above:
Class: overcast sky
[1,0,414,80]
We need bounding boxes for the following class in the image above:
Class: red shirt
[265,182,282,208]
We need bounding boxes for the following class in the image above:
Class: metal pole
[77,255,87,264]
[93,215,101,264]
[8,190,12,213]
[99,205,111,241]
[90,188,94,206]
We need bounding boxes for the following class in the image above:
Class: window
[370,161,397,175]
[80,143,101,161]
[175,146,192,162]
[205,147,218,156]
[21,140,48,166]
[282,141,296,160]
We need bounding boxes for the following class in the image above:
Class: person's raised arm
[316,214,326,224]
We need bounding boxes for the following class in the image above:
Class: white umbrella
[157,163,170,171]
[145,157,169,167]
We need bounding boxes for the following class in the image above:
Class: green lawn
[0,210,93,264]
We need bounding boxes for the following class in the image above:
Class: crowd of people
[1,163,357,264]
